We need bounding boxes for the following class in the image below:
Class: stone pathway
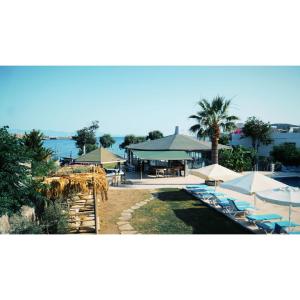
[117,194,155,234]
[68,193,97,234]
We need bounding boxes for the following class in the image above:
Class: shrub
[271,143,300,166]
[10,214,43,234]
[40,202,69,234]
[219,146,254,172]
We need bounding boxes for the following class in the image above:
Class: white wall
[231,132,300,157]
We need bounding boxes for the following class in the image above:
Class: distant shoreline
[43,137,73,140]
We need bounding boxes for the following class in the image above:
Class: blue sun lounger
[194,192,225,200]
[215,197,252,208]
[222,199,256,217]
[246,214,283,224]
[186,187,213,193]
[257,221,299,234]
[186,185,210,190]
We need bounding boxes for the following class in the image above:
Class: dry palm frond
[42,167,109,200]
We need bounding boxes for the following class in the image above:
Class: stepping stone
[123,209,134,213]
[117,221,129,226]
[119,215,131,221]
[119,223,134,231]
[121,212,132,218]
[131,205,140,210]
[121,231,138,234]
[81,220,95,227]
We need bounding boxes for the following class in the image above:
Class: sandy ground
[215,185,300,229]
[98,189,151,234]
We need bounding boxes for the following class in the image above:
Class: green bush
[271,143,300,166]
[219,146,254,172]
[10,214,43,234]
[40,202,69,234]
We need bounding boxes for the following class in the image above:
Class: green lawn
[131,188,251,234]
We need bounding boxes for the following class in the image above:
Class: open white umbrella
[256,186,300,223]
[220,172,287,205]
[190,164,241,182]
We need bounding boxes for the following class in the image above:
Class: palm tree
[189,96,238,164]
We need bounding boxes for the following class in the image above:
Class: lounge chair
[274,223,300,234]
[257,221,299,234]
[197,192,225,201]
[246,214,283,224]
[186,184,209,189]
[215,196,252,208]
[222,199,256,217]
[186,186,213,192]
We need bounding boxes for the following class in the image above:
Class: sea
[43,137,125,159]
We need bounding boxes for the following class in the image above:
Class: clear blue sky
[0,66,299,136]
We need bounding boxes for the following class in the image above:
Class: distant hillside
[8,128,76,137]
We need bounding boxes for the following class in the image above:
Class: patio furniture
[246,214,283,224]
[155,168,166,178]
[186,184,208,189]
[257,220,299,234]
[193,192,226,204]
[215,197,253,208]
[189,187,214,193]
[222,199,256,217]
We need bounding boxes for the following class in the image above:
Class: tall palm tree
[189,96,239,164]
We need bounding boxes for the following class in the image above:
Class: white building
[231,131,300,157]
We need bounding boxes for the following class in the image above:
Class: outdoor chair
[193,192,226,205]
[246,214,283,225]
[190,188,215,194]
[215,197,253,209]
[186,184,210,190]
[222,199,256,217]
[256,221,299,234]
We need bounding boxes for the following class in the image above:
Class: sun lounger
[246,214,283,224]
[186,187,213,192]
[186,185,209,189]
[215,197,252,208]
[222,199,256,217]
[189,188,214,194]
[198,192,225,201]
[257,221,299,234]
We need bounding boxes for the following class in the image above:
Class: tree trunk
[211,137,218,164]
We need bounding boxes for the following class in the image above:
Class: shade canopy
[132,150,192,161]
[257,186,300,223]
[256,187,300,207]
[75,147,126,164]
[190,164,241,181]
[220,172,287,195]
[127,133,231,151]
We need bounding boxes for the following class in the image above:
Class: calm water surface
[276,177,300,188]
[43,137,125,159]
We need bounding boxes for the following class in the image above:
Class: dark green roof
[75,147,126,164]
[127,134,231,151]
[132,150,192,160]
